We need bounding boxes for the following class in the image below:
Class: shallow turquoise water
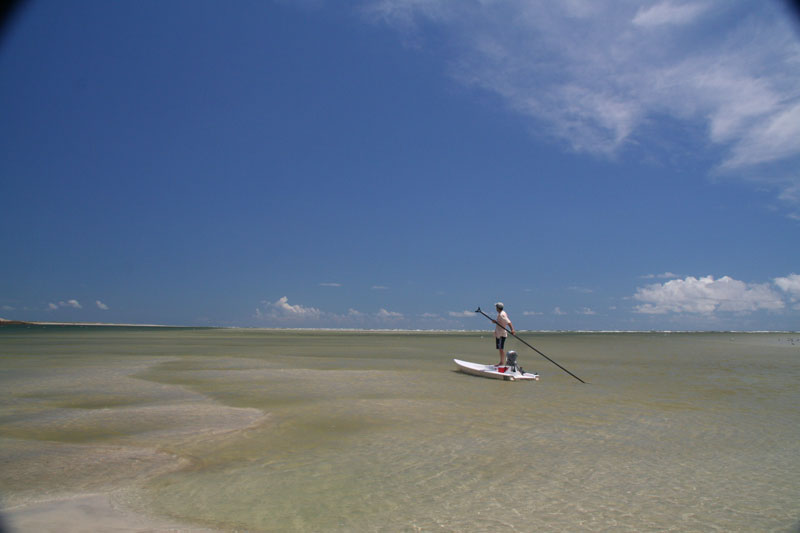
[1,327,799,531]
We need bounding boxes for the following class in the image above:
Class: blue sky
[2,0,799,330]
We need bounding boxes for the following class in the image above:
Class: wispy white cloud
[48,299,82,310]
[641,272,679,279]
[721,102,800,170]
[553,307,567,316]
[634,275,784,314]
[319,282,342,287]
[254,298,412,326]
[448,310,475,318]
[633,1,710,27]
[362,0,454,32]
[95,300,109,310]
[778,183,800,206]
[377,308,404,319]
[774,273,800,309]
[774,273,800,295]
[371,285,389,290]
[259,296,321,320]
[362,0,800,202]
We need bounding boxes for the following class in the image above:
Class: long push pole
[476,307,587,384]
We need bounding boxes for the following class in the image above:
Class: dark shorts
[495,336,506,350]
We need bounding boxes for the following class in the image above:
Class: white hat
[495,302,504,310]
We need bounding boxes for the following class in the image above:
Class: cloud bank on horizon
[32,272,797,329]
[246,271,800,329]
[633,274,796,314]
[255,296,413,328]
[361,0,800,214]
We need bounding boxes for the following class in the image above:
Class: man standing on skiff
[493,302,515,367]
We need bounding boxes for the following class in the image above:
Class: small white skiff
[454,359,539,381]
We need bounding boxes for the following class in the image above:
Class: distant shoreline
[1,318,797,334]
[0,318,193,328]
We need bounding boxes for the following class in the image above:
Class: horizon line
[1,319,797,334]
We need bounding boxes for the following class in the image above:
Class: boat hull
[454,359,539,381]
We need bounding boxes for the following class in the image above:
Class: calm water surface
[1,327,798,532]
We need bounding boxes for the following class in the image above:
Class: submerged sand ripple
[5,493,212,533]
[1,355,267,532]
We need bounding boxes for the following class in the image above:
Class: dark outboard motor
[506,350,521,373]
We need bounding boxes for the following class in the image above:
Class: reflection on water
[1,328,799,531]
